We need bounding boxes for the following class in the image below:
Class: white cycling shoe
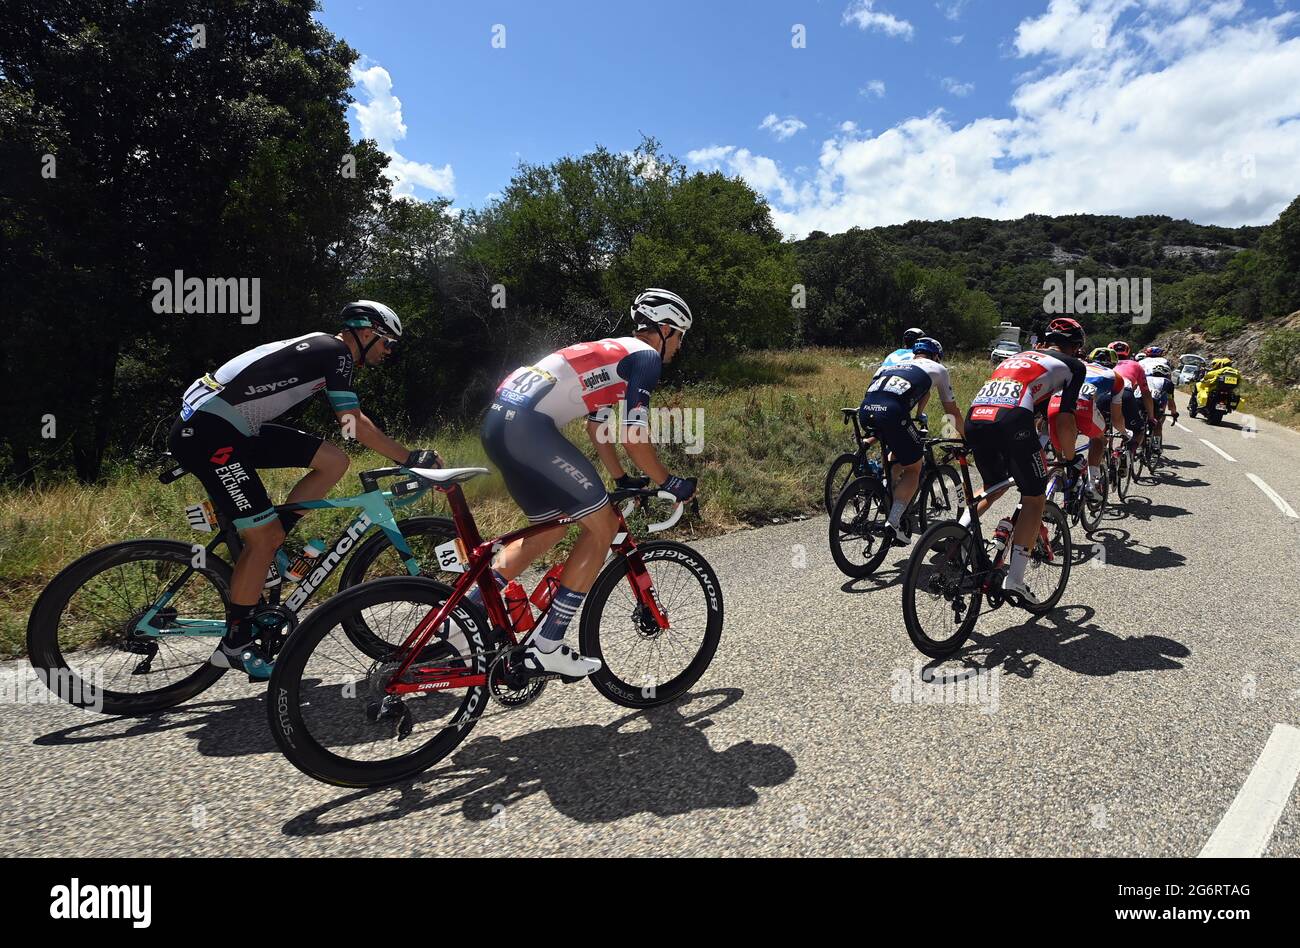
[523,641,602,679]
[1001,574,1043,608]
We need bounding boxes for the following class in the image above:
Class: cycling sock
[529,585,585,653]
[888,500,907,529]
[1007,544,1032,585]
[466,569,508,608]
[1088,465,1101,484]
[278,509,305,537]
[225,603,256,646]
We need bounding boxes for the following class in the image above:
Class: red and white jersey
[971,350,1082,414]
[494,337,662,427]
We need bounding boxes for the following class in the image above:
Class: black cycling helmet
[903,327,925,347]
[1046,317,1085,346]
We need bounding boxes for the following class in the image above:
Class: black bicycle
[27,456,458,716]
[823,408,886,515]
[1048,453,1106,536]
[901,441,1072,658]
[1106,428,1135,504]
[829,423,962,579]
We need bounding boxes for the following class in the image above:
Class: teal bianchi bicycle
[27,455,460,716]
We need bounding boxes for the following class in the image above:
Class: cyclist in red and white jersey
[964,318,1088,604]
[480,289,696,679]
[1109,341,1156,457]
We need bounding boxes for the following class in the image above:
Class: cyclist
[964,317,1087,604]
[881,327,927,369]
[480,289,696,679]
[1048,346,1126,501]
[858,336,964,546]
[1139,345,1173,377]
[1146,361,1179,439]
[168,301,438,678]
[1109,340,1156,457]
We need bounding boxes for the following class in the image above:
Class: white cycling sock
[888,500,907,529]
[1088,465,1101,484]
[1007,544,1032,584]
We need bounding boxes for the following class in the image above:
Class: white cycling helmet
[340,300,402,339]
[631,288,692,333]
[1150,362,1172,379]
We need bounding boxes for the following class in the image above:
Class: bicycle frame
[381,483,669,696]
[131,467,433,640]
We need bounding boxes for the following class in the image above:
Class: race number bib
[497,365,556,406]
[974,379,1024,406]
[868,375,913,397]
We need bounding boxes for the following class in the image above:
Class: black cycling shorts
[859,396,924,466]
[167,416,323,530]
[480,404,609,523]
[1122,390,1147,434]
[964,406,1048,498]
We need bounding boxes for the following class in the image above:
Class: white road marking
[1175,422,1193,433]
[1200,724,1300,858]
[1246,473,1299,519]
[1199,438,1237,463]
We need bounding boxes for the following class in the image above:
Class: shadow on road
[278,688,795,837]
[952,604,1190,679]
[32,692,275,756]
[1107,494,1194,525]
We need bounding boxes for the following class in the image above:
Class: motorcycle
[1188,369,1242,425]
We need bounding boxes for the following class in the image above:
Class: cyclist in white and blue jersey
[880,327,927,370]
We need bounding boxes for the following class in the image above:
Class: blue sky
[316,0,1300,236]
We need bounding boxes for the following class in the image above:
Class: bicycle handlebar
[612,487,696,533]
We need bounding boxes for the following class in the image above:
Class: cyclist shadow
[957,605,1191,679]
[279,688,797,837]
[32,693,278,756]
[1106,494,1193,523]
[1082,526,1187,571]
[839,558,909,594]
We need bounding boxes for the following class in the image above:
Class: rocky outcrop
[1154,311,1300,379]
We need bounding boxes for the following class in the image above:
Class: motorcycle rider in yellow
[1193,357,1243,415]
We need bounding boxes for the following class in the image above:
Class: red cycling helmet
[1108,340,1131,358]
[1046,317,1086,346]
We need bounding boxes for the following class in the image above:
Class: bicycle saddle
[409,466,491,485]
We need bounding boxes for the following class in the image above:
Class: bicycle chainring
[488,645,546,708]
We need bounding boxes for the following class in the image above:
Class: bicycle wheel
[1018,501,1072,615]
[1079,467,1108,535]
[579,540,723,708]
[828,476,892,578]
[824,452,859,515]
[1115,449,1132,502]
[26,540,232,716]
[338,516,460,657]
[917,464,962,532]
[902,522,983,658]
[268,577,494,788]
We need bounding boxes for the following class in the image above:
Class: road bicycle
[27,457,458,716]
[1106,428,1135,504]
[1047,448,1106,536]
[823,407,886,515]
[1137,420,1167,479]
[828,421,961,579]
[901,441,1072,658]
[267,466,724,788]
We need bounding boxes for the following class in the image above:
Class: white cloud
[759,113,808,141]
[941,77,976,97]
[690,1,1300,237]
[948,34,966,45]
[842,1,915,39]
[938,0,970,20]
[350,62,455,198]
[861,79,888,98]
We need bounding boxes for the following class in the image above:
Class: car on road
[1178,353,1209,385]
[990,340,1022,366]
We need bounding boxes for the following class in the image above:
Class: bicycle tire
[823,452,860,516]
[902,521,983,658]
[268,576,493,788]
[917,464,963,532]
[829,476,892,578]
[579,540,724,708]
[27,539,232,716]
[1019,501,1072,616]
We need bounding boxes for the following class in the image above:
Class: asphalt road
[4,392,1300,857]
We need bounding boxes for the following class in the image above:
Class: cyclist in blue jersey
[859,337,965,546]
[167,301,438,677]
[880,327,926,370]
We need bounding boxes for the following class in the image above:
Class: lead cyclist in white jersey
[479,289,697,678]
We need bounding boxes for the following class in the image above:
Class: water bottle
[992,518,1014,556]
[285,538,327,582]
[504,581,535,633]
[529,564,565,612]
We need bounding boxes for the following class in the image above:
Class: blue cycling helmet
[913,336,944,360]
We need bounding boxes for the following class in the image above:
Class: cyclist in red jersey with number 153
[963,318,1088,605]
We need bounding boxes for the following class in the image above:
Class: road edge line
[1199,724,1300,858]
[1246,473,1300,519]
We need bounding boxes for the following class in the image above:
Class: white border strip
[1199,724,1300,858]
[1199,438,1237,463]
[1247,473,1299,519]
[1175,422,1193,433]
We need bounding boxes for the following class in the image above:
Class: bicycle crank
[488,645,547,708]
